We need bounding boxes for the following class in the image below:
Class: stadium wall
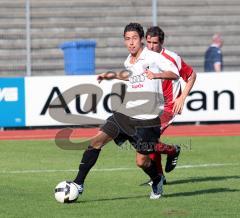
[0,72,240,127]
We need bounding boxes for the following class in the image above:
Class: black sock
[73,146,101,185]
[142,160,161,185]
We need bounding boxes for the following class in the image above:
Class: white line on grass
[0,163,238,174]
[177,163,239,169]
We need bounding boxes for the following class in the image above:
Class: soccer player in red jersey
[143,26,197,185]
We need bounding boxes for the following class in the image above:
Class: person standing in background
[204,33,224,72]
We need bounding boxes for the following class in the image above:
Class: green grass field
[0,136,240,218]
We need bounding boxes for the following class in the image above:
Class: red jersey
[160,48,193,114]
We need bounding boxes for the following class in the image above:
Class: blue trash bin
[59,40,96,75]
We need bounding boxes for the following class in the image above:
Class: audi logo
[129,74,146,84]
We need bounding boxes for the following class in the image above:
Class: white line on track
[0,163,238,174]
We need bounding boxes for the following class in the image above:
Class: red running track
[0,124,239,140]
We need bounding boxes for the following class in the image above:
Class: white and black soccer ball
[54,181,79,203]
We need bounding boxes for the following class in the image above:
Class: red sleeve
[179,59,193,82]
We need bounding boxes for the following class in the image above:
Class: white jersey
[119,47,179,120]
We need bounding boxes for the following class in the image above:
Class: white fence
[1,72,239,127]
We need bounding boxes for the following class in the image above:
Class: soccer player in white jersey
[72,23,179,199]
[141,26,197,185]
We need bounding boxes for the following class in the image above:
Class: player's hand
[172,96,185,114]
[97,73,106,83]
[97,71,117,83]
[145,69,156,80]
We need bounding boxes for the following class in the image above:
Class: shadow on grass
[167,175,240,185]
[77,188,239,203]
[139,175,240,186]
[77,195,147,203]
[164,188,239,198]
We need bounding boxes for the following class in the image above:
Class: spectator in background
[204,33,224,72]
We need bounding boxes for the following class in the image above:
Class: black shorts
[100,113,161,154]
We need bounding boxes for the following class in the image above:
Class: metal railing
[25,0,31,76]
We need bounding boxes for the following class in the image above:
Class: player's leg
[140,152,164,186]
[155,142,181,173]
[144,111,174,185]
[149,152,163,175]
[148,152,167,185]
[132,126,164,199]
[136,152,163,199]
[73,115,119,193]
[157,111,181,173]
[73,131,112,193]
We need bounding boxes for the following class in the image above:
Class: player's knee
[136,158,150,168]
[136,159,143,168]
[90,138,104,149]
[90,131,112,149]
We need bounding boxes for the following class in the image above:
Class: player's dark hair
[146,26,164,44]
[123,23,144,39]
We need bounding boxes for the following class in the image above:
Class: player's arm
[214,62,221,72]
[173,70,197,114]
[145,53,180,80]
[97,70,129,83]
[213,49,222,72]
[145,69,179,80]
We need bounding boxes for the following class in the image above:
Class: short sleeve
[157,56,179,76]
[179,59,193,82]
[212,49,222,63]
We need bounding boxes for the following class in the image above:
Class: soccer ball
[54,181,79,203]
